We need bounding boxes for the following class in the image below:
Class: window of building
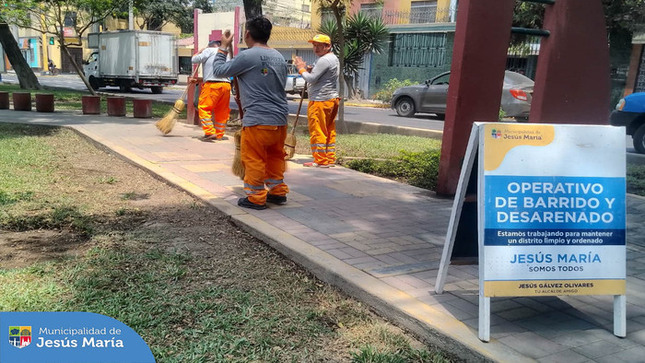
[64,12,77,27]
[388,33,447,67]
[360,3,383,19]
[410,1,437,24]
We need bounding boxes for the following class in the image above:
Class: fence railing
[373,7,455,25]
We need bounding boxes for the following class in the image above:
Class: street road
[1,73,445,133]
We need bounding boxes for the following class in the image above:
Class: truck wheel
[150,86,164,94]
[119,81,132,92]
[634,124,645,154]
[89,76,100,91]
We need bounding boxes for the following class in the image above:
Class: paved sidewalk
[2,109,645,362]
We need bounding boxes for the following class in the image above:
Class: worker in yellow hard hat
[294,34,339,168]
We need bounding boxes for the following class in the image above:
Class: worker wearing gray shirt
[294,34,340,168]
[213,17,289,210]
[191,39,231,141]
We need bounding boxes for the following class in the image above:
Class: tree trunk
[242,0,263,19]
[0,23,41,90]
[61,43,97,95]
[332,5,347,133]
[345,74,356,99]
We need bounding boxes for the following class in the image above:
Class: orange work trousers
[198,82,231,138]
[307,98,339,166]
[241,125,289,205]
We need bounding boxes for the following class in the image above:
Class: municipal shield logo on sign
[8,326,31,348]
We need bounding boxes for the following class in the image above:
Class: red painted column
[234,6,241,56]
[529,0,610,124]
[436,0,515,196]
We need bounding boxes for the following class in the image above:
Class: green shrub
[372,78,416,103]
[346,150,440,190]
[499,107,506,121]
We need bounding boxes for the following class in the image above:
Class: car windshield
[504,71,533,85]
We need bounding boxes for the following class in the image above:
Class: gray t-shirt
[300,52,339,102]
[212,47,288,127]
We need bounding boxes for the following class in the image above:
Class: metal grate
[389,33,447,67]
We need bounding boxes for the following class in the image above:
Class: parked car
[391,70,534,120]
[610,92,645,154]
[285,64,306,97]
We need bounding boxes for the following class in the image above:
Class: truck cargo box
[88,31,177,80]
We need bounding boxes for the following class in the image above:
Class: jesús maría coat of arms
[9,326,31,348]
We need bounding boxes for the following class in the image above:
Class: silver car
[285,64,307,97]
[391,70,534,120]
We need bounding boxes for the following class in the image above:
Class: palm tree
[312,0,351,130]
[319,11,388,99]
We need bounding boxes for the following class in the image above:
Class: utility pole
[129,0,134,30]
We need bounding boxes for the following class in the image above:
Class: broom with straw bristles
[231,76,244,179]
[155,65,201,135]
[224,29,245,179]
[284,83,307,160]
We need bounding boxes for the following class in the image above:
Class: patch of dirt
[0,230,85,269]
[0,126,456,362]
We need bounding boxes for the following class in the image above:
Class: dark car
[391,70,534,120]
[610,92,645,154]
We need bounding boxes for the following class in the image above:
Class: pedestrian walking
[294,34,340,168]
[213,17,290,210]
[191,39,231,141]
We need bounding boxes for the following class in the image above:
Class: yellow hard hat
[308,34,331,45]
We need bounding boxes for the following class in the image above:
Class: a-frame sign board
[435,122,627,342]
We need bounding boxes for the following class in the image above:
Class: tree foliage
[128,0,189,31]
[319,11,388,98]
[513,0,645,34]
[312,0,352,126]
[1,0,129,94]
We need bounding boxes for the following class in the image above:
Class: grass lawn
[0,123,456,362]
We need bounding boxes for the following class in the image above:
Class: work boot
[266,194,287,205]
[199,134,219,142]
[237,197,267,210]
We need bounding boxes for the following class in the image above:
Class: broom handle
[180,64,202,101]
[290,83,307,136]
[232,77,243,119]
[226,37,244,120]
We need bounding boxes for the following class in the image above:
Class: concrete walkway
[2,109,645,362]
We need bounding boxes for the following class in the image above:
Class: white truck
[83,30,178,94]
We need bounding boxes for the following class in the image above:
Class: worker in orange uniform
[212,17,290,210]
[294,34,340,168]
[191,39,231,141]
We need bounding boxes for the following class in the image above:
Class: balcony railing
[365,7,456,25]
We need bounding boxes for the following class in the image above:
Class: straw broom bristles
[232,129,245,179]
[230,73,245,179]
[155,99,185,135]
[155,64,200,135]
[284,83,307,160]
